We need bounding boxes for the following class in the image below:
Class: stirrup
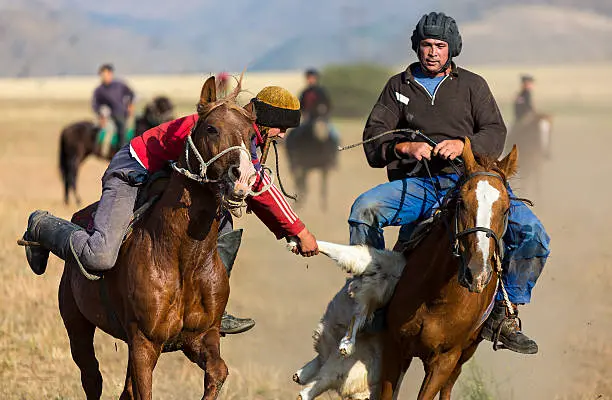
[492,314,522,351]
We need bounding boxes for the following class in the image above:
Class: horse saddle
[71,169,171,242]
[392,214,440,253]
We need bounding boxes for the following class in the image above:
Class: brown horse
[58,77,255,400]
[379,139,519,400]
[507,111,552,197]
[59,96,174,205]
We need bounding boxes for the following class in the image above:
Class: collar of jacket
[402,62,459,82]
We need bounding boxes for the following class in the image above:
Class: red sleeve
[130,114,198,172]
[246,171,305,239]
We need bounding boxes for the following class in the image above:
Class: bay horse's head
[454,138,518,293]
[177,75,257,209]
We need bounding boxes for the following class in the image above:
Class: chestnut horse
[58,77,255,400]
[379,139,519,400]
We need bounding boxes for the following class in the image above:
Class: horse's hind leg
[119,357,135,400]
[59,274,103,399]
[71,157,82,205]
[128,329,162,400]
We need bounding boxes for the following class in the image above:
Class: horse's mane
[474,154,507,183]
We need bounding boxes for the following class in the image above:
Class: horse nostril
[229,166,241,181]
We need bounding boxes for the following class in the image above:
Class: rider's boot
[481,301,538,354]
[22,210,84,275]
[217,229,256,335]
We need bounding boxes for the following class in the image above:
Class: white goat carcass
[293,241,406,400]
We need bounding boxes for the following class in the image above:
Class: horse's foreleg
[295,168,307,206]
[438,341,480,400]
[417,350,462,400]
[128,329,162,400]
[59,272,103,400]
[321,169,328,212]
[200,328,228,400]
[379,334,409,400]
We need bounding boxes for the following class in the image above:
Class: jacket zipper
[412,74,449,106]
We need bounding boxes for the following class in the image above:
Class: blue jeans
[348,174,550,304]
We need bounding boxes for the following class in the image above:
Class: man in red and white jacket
[22,86,318,335]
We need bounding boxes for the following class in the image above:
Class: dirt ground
[1,67,611,399]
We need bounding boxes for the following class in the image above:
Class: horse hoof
[293,373,301,384]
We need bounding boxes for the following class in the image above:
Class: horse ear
[462,137,478,173]
[200,76,217,104]
[243,101,255,118]
[498,145,519,178]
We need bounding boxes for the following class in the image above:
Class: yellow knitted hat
[252,86,301,128]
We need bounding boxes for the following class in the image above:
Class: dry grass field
[1,65,612,399]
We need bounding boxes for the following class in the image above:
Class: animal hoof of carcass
[339,337,355,357]
[293,372,301,384]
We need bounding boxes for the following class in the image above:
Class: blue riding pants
[348,174,550,304]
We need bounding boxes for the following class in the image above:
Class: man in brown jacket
[349,12,550,354]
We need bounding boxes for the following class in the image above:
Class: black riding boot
[481,301,538,354]
[23,210,84,275]
[217,229,256,335]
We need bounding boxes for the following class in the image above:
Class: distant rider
[92,64,135,152]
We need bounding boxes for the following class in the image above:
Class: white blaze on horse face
[475,180,500,266]
[233,141,257,194]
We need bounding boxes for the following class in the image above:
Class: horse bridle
[170,126,272,196]
[451,171,509,263]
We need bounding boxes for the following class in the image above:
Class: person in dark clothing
[299,68,331,121]
[514,74,535,122]
[299,68,340,143]
[349,12,550,355]
[92,64,135,151]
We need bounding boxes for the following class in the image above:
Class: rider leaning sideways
[350,12,551,354]
[22,86,319,335]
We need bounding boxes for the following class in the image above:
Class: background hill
[1,0,611,76]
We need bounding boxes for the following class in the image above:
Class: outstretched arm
[246,171,318,256]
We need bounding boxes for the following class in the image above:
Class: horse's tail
[59,130,69,185]
[59,129,78,204]
[316,241,406,276]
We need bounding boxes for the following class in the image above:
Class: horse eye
[206,125,218,135]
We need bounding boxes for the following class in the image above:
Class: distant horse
[294,139,519,400]
[507,111,552,197]
[57,77,255,399]
[285,118,338,211]
[59,96,174,205]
